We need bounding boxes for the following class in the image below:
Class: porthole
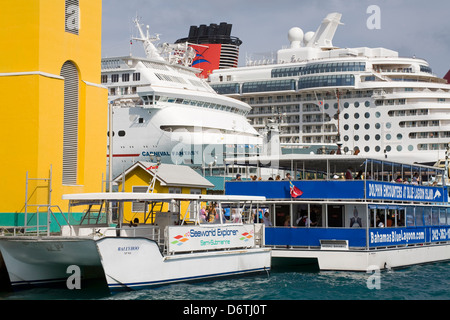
[386,134,391,140]
[375,112,381,118]
[344,102,349,108]
[344,124,349,130]
[375,146,381,152]
[364,146,370,152]
[386,122,391,129]
[365,101,370,107]
[344,113,349,119]
[354,135,359,141]
[375,134,381,141]
[397,133,403,140]
[344,135,349,141]
[375,123,381,129]
[364,123,370,130]
[364,135,370,141]
[397,145,402,151]
[408,145,414,151]
[118,130,126,137]
[354,113,360,119]
[354,101,360,108]
[354,124,359,130]
[364,112,370,119]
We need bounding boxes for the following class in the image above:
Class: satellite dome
[288,27,304,48]
[304,31,315,45]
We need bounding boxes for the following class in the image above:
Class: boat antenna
[132,17,165,61]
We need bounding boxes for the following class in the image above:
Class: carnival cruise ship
[209,12,450,165]
[102,20,262,178]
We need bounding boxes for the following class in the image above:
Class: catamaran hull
[271,243,450,271]
[0,237,104,289]
[96,237,271,291]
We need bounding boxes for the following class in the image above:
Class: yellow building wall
[117,167,207,225]
[0,0,107,223]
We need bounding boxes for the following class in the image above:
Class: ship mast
[132,18,165,61]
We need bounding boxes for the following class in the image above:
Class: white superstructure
[102,20,262,179]
[209,12,450,164]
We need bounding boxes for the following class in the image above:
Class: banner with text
[369,226,450,247]
[167,224,256,253]
[366,181,446,203]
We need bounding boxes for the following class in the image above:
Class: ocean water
[1,261,449,301]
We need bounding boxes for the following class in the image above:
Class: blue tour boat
[225,154,450,271]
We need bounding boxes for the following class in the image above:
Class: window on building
[132,186,148,212]
[133,73,141,81]
[61,61,79,185]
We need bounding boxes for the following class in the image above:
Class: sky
[101,0,450,77]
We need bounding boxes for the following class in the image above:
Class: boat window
[327,205,343,227]
[406,207,415,226]
[431,208,440,225]
[423,207,432,226]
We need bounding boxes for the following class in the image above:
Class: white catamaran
[0,193,271,292]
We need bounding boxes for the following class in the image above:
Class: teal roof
[204,176,234,191]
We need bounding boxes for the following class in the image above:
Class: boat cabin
[225,155,450,252]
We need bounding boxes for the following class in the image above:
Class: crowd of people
[232,169,433,185]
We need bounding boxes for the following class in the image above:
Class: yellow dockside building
[0,0,107,226]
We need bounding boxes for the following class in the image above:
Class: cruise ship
[208,12,450,165]
[102,19,262,179]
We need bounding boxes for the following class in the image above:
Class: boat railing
[0,205,70,237]
[60,224,162,243]
[117,225,163,245]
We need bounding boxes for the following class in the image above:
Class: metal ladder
[24,165,53,235]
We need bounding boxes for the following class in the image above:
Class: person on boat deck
[234,174,242,181]
[412,172,420,185]
[355,170,363,179]
[262,212,272,226]
[231,208,242,223]
[376,216,385,228]
[284,215,290,226]
[345,167,353,180]
[283,173,291,180]
[199,206,207,222]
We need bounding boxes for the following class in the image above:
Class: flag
[289,181,303,198]
[146,165,158,170]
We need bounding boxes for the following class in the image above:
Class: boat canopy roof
[226,154,444,175]
[62,192,266,203]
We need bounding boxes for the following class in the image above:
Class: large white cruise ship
[208,12,450,165]
[102,20,262,179]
